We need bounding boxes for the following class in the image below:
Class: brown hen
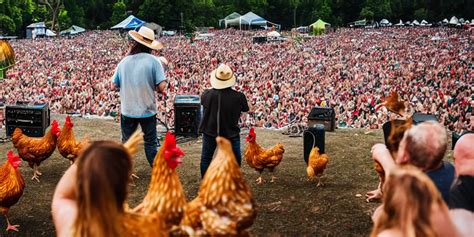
[306,147,329,187]
[12,120,61,182]
[180,137,256,236]
[0,151,25,232]
[57,116,89,164]
[244,128,285,184]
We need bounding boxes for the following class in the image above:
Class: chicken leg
[256,176,264,184]
[31,164,41,182]
[316,176,324,187]
[4,215,19,232]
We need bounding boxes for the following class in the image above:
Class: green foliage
[0,14,16,34]
[110,0,127,25]
[414,8,429,20]
[360,7,374,19]
[58,9,71,30]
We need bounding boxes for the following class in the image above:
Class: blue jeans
[121,115,159,166]
[201,133,241,178]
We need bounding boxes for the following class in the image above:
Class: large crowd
[0,27,472,132]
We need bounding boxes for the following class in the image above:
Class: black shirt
[200,88,249,138]
[449,175,474,211]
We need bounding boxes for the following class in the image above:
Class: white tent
[413,20,420,26]
[459,18,465,24]
[449,16,459,25]
[442,19,449,24]
[395,20,404,26]
[380,19,390,26]
[405,21,412,26]
[471,20,474,25]
[60,25,86,35]
[219,12,241,28]
[226,12,280,30]
[46,29,56,37]
[267,31,281,37]
[111,15,145,29]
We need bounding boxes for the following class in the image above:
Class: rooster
[244,128,285,184]
[366,118,412,202]
[132,132,186,230]
[12,120,61,182]
[122,212,167,237]
[306,147,329,187]
[375,91,408,117]
[180,137,256,236]
[57,116,89,164]
[0,151,25,232]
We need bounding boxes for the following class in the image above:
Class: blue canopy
[111,15,145,30]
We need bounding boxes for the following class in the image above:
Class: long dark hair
[128,41,151,55]
[73,141,132,237]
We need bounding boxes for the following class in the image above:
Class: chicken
[12,120,61,182]
[123,129,144,183]
[122,211,167,237]
[0,151,25,232]
[306,147,329,187]
[132,132,186,230]
[57,116,89,164]
[244,128,285,184]
[0,40,15,69]
[375,91,408,117]
[180,137,256,236]
[367,118,412,202]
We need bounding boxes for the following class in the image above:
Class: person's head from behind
[453,134,474,176]
[73,141,131,237]
[372,165,446,237]
[128,26,162,55]
[396,121,447,171]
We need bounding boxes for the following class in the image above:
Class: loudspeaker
[5,103,50,137]
[412,112,437,125]
[303,124,325,164]
[253,36,267,44]
[307,107,335,132]
[174,95,201,137]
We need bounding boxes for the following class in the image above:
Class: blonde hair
[371,165,446,237]
[72,141,132,237]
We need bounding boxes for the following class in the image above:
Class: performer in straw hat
[112,26,167,166]
[200,63,249,177]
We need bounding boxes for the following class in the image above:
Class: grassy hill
[0,115,452,236]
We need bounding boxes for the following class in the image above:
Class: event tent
[46,29,57,37]
[111,15,145,29]
[267,31,281,37]
[219,12,241,28]
[310,19,329,35]
[60,25,86,36]
[413,20,420,26]
[380,19,391,26]
[26,22,46,39]
[395,20,404,26]
[225,12,280,29]
[449,16,459,25]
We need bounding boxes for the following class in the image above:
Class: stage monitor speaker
[5,103,50,137]
[253,36,267,44]
[307,107,335,132]
[174,95,201,137]
[303,124,325,164]
[412,112,437,125]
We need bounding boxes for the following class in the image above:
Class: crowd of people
[0,27,472,133]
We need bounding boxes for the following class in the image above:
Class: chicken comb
[65,116,73,127]
[7,150,20,162]
[164,132,177,149]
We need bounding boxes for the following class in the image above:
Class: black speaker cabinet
[307,107,335,132]
[174,95,201,137]
[253,36,267,44]
[5,103,50,137]
[303,124,325,164]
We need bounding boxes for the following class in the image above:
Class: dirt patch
[0,116,394,236]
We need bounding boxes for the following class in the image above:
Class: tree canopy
[0,0,472,36]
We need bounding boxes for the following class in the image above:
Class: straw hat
[128,26,163,50]
[210,64,236,89]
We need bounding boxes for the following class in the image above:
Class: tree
[312,0,332,22]
[110,0,126,25]
[58,9,71,30]
[38,0,62,31]
[414,8,428,20]
[0,14,16,34]
[360,6,374,19]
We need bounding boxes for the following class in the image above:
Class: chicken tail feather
[124,129,144,157]
[306,166,315,177]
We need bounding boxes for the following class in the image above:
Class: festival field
[0,115,418,236]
